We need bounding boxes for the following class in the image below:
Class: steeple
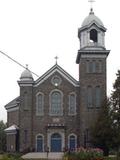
[76,5,110,147]
[77,9,107,53]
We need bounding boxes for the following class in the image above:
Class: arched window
[89,61,93,73]
[36,93,44,115]
[68,134,77,150]
[87,86,93,108]
[90,29,98,43]
[69,93,76,115]
[92,60,96,73]
[95,86,101,108]
[50,90,63,116]
[86,60,90,73]
[24,92,28,110]
[98,60,102,73]
[36,134,44,152]
[86,60,96,73]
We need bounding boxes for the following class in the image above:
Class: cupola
[20,65,34,82]
[78,8,106,50]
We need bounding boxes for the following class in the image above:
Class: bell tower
[78,8,106,50]
[76,8,110,147]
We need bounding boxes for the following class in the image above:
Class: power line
[0,50,39,78]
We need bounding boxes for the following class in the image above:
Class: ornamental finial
[88,0,95,12]
[26,64,28,69]
[55,56,59,64]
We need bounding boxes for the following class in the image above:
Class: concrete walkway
[22,152,64,159]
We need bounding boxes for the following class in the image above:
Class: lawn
[0,155,3,159]
[0,154,119,160]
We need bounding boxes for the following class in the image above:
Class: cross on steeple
[88,0,95,10]
[55,56,59,64]
[26,64,28,69]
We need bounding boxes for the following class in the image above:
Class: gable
[34,64,79,87]
[79,21,106,33]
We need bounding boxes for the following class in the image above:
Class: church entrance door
[51,133,62,152]
[37,135,43,152]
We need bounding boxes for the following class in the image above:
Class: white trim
[49,89,63,116]
[87,25,101,32]
[34,65,79,87]
[36,92,44,116]
[81,54,107,58]
[68,92,77,116]
[7,106,19,112]
[18,84,33,86]
[68,133,77,149]
[36,134,44,152]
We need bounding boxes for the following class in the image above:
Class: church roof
[5,125,19,132]
[5,125,19,134]
[5,96,20,111]
[34,64,79,87]
[20,67,33,81]
[82,9,104,27]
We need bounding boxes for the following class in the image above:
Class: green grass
[0,155,3,159]
[0,154,119,160]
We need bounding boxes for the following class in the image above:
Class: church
[5,8,110,152]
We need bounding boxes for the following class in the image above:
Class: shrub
[64,147,104,160]
[2,153,23,160]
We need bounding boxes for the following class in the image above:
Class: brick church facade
[5,8,110,152]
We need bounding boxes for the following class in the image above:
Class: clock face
[51,75,62,86]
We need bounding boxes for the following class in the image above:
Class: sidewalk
[22,152,64,159]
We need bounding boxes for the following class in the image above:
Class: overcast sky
[0,0,120,122]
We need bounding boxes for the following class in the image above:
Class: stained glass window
[50,91,62,116]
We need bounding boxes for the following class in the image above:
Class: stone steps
[22,152,64,160]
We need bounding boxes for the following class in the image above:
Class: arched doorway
[69,135,76,150]
[51,133,62,152]
[36,135,43,152]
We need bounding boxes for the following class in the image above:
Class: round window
[51,75,61,86]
